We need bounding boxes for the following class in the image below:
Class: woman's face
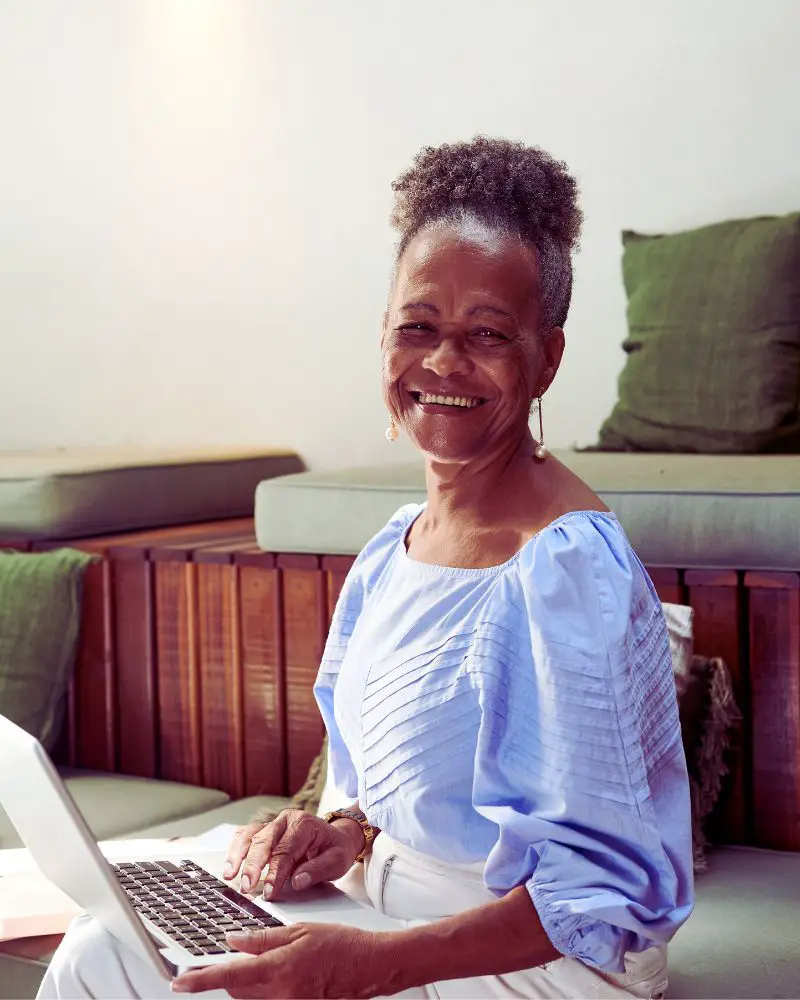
[382,220,564,464]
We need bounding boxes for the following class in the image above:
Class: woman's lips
[409,390,487,412]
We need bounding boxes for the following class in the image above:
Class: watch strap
[323,806,375,862]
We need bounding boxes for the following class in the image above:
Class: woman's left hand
[170,923,395,999]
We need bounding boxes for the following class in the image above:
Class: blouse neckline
[398,507,620,580]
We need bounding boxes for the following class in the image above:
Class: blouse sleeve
[473,515,694,973]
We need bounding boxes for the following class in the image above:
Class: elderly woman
[40,137,693,1000]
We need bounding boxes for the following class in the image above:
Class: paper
[0,872,82,940]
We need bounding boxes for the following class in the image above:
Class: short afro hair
[390,136,582,329]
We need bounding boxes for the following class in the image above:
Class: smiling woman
[40,138,692,1000]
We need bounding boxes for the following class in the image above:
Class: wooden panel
[0,539,33,551]
[72,557,117,770]
[746,571,800,851]
[322,555,356,626]
[235,549,287,796]
[109,549,158,778]
[153,551,202,786]
[196,553,245,798]
[647,567,684,607]
[685,569,749,844]
[40,519,254,772]
[31,537,117,771]
[150,529,258,786]
[278,555,327,792]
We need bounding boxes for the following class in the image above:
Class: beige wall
[1,0,798,469]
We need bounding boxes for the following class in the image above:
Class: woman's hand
[171,923,398,999]
[223,809,364,897]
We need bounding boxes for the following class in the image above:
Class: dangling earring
[385,415,399,442]
[533,390,548,462]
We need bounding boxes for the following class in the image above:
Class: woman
[40,137,693,999]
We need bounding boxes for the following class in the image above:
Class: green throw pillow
[0,548,94,748]
[596,211,800,453]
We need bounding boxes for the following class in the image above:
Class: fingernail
[293,872,311,890]
[262,880,273,898]
[226,931,248,945]
[222,863,233,878]
[240,875,250,894]
[170,981,187,993]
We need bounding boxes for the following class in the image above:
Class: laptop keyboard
[111,858,284,956]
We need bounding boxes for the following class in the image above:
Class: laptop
[0,713,401,982]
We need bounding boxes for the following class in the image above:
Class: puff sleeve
[473,515,694,972]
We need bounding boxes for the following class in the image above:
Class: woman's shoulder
[511,508,656,644]
[349,503,422,581]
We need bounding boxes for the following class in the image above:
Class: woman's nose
[422,337,473,378]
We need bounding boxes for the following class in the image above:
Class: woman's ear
[539,326,565,392]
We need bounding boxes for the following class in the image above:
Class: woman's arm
[375,886,559,993]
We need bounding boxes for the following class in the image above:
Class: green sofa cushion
[0,448,304,541]
[254,453,800,569]
[126,794,292,839]
[0,769,230,850]
[597,212,800,453]
[0,548,94,749]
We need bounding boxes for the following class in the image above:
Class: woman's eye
[473,328,508,342]
[395,323,435,337]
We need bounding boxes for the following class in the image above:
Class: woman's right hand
[222,809,364,898]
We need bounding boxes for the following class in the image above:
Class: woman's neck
[422,430,548,532]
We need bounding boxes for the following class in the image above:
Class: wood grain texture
[72,557,117,770]
[153,553,202,786]
[322,555,356,626]
[746,571,800,851]
[109,548,158,778]
[235,549,287,796]
[196,556,245,798]
[685,569,749,844]
[149,528,258,786]
[31,537,117,771]
[278,555,327,792]
[646,567,684,607]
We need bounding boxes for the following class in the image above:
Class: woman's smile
[408,389,488,413]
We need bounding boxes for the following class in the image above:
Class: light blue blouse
[314,506,694,973]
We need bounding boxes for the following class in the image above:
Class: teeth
[418,392,482,408]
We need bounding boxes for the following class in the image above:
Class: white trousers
[38,835,668,999]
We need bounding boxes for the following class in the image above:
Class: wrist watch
[323,806,375,862]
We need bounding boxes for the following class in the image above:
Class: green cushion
[597,212,800,453]
[0,769,230,849]
[255,454,800,569]
[0,448,304,541]
[126,795,292,839]
[0,548,93,749]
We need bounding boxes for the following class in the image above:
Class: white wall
[1,0,798,469]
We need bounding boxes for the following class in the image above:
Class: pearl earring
[385,415,399,442]
[533,391,548,462]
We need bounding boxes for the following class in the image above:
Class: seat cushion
[0,769,230,849]
[0,448,304,541]
[668,846,800,999]
[255,451,800,570]
[124,795,292,839]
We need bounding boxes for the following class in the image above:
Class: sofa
[2,449,799,999]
